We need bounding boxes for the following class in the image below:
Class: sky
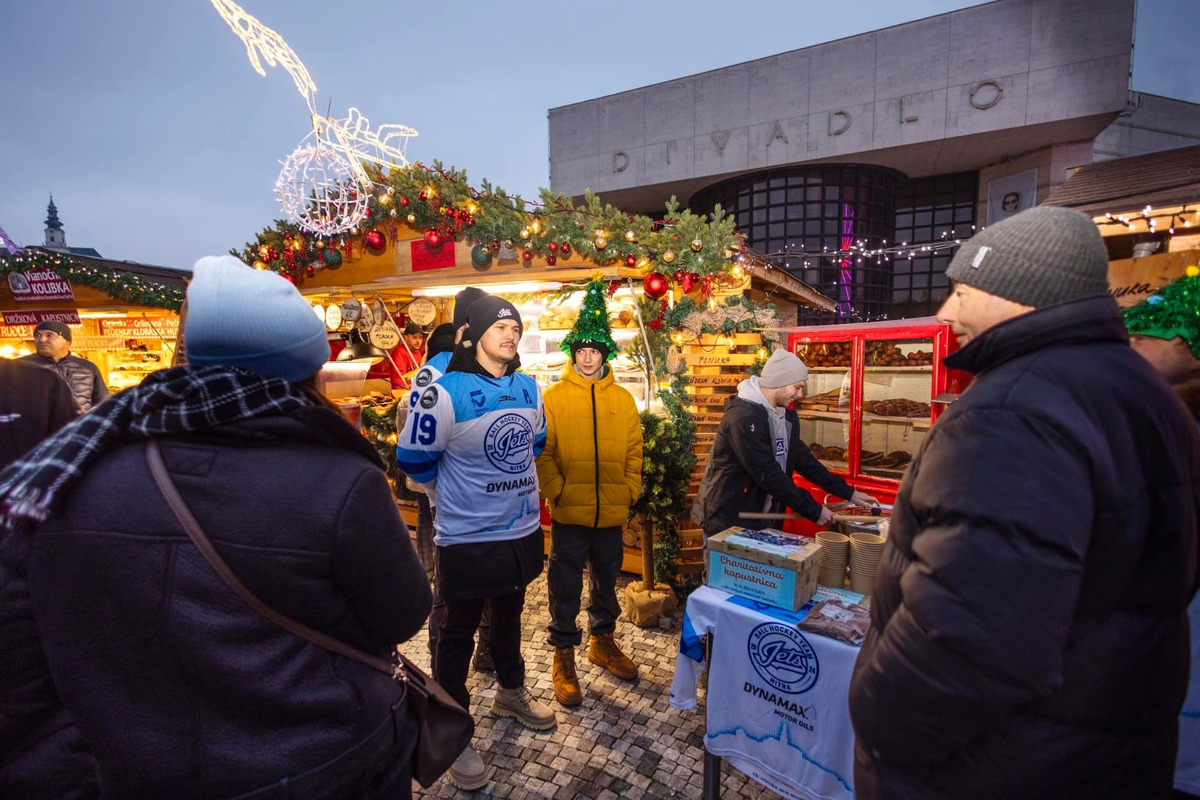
[1,0,1194,270]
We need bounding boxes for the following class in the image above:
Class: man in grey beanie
[692,349,876,537]
[850,205,1200,799]
[21,320,109,414]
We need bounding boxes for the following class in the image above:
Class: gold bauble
[594,236,608,250]
[662,249,676,264]
[690,237,703,252]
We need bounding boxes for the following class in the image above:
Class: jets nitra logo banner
[484,413,534,474]
[747,622,819,694]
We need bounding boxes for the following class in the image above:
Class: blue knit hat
[185,256,329,383]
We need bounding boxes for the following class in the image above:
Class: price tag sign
[340,298,362,323]
[324,304,343,330]
[406,297,436,326]
[370,319,401,350]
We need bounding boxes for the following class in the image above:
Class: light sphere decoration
[276,144,369,237]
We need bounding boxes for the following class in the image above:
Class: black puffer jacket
[849,296,1200,800]
[20,353,108,414]
[692,391,854,536]
[26,409,431,799]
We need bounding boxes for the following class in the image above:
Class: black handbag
[145,439,473,788]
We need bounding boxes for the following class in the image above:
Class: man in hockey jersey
[397,295,556,790]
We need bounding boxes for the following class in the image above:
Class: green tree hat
[1123,265,1200,359]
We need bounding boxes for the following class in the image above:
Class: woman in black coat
[1,256,431,799]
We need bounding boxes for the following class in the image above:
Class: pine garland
[1123,265,1200,357]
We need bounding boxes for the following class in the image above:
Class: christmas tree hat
[1123,265,1200,359]
[560,280,619,362]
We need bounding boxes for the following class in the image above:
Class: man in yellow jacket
[537,293,643,707]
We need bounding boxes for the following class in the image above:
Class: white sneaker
[446,744,491,791]
[491,685,558,730]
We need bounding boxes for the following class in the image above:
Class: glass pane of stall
[859,336,934,479]
[793,339,852,474]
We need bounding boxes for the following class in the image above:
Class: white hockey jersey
[397,368,545,545]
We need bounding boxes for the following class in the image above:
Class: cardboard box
[705,527,823,611]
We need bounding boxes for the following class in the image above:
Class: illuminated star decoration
[210,0,418,236]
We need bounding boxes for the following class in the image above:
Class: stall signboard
[3,309,81,326]
[6,269,75,302]
[1108,250,1194,307]
[410,240,457,271]
[99,317,180,338]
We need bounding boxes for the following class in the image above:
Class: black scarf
[0,365,316,529]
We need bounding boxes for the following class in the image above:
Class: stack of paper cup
[849,533,887,594]
[816,531,850,587]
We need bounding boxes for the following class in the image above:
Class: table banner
[671,585,858,800]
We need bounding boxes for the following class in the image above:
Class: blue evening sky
[1,0,1193,269]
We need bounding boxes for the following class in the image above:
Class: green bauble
[471,243,492,269]
[321,247,343,269]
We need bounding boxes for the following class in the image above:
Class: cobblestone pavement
[411,569,780,800]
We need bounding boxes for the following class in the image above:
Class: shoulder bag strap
[144,438,396,676]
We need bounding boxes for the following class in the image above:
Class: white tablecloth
[670,585,859,800]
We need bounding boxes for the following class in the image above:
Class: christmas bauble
[418,191,427,201]
[594,236,608,251]
[625,255,637,267]
[364,230,385,251]
[548,241,558,252]
[662,249,676,264]
[406,214,416,224]
[561,242,571,257]
[400,196,409,207]
[321,247,343,269]
[547,254,557,266]
[643,272,669,299]
[423,229,443,249]
[691,237,704,252]
[681,273,697,292]
[490,240,500,251]
[522,249,533,262]
[471,243,492,269]
[673,270,685,281]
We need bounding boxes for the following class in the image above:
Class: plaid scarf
[0,365,316,529]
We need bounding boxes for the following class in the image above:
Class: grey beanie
[453,286,487,331]
[759,350,809,389]
[945,205,1110,308]
[33,320,73,343]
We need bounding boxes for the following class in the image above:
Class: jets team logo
[747,622,819,694]
[415,370,432,388]
[484,413,534,474]
[419,387,438,409]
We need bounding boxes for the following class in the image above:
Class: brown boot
[587,633,638,680]
[552,646,583,706]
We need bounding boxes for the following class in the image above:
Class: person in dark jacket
[21,321,108,414]
[0,256,431,800]
[692,349,876,538]
[0,358,75,472]
[849,206,1200,800]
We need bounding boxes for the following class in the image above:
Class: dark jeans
[427,558,491,676]
[546,522,623,648]
[434,588,526,711]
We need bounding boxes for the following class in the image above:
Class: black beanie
[34,320,72,343]
[453,286,488,331]
[425,322,456,359]
[467,296,522,345]
[569,339,610,361]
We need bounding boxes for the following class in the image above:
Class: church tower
[44,194,67,251]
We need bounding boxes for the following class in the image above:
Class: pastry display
[865,340,933,367]
[795,341,851,368]
[861,449,914,469]
[863,398,930,418]
[798,388,847,412]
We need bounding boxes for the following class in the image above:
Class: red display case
[781,317,970,532]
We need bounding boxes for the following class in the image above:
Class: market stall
[0,250,186,390]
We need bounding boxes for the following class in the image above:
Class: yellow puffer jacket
[536,361,643,528]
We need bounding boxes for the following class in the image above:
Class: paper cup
[818,564,847,588]
[849,570,876,594]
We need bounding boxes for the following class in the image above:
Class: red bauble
[547,241,558,252]
[681,273,697,293]
[305,265,315,276]
[643,272,669,299]
[417,191,427,201]
[466,216,475,227]
[423,229,443,249]
[673,269,685,281]
[560,242,572,257]
[546,254,557,266]
[522,249,533,261]
[364,230,385,251]
[400,196,409,207]
[625,255,637,267]
[490,240,500,251]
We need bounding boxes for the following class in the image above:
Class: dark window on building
[891,172,978,319]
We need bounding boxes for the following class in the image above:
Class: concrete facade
[550,0,1136,211]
